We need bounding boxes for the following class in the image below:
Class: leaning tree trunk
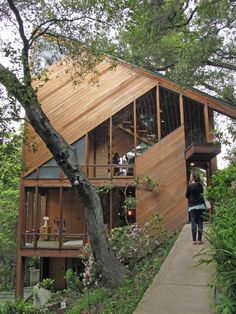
[0,63,129,287]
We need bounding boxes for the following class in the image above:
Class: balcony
[185,142,221,162]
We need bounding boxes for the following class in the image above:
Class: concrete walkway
[134,224,214,314]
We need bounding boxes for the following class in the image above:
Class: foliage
[110,213,167,266]
[95,184,114,194]
[115,0,236,102]
[67,232,178,314]
[81,244,97,288]
[123,195,136,210]
[65,269,82,292]
[0,298,42,314]
[213,116,236,165]
[67,287,110,314]
[205,164,236,206]
[81,213,167,288]
[205,163,236,313]
[134,175,158,191]
[37,278,54,291]
[0,132,22,290]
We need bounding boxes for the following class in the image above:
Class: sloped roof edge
[38,30,235,115]
[113,56,236,113]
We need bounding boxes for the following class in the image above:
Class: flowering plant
[110,213,166,266]
[80,213,166,287]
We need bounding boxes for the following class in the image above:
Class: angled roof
[115,57,236,119]
[23,49,236,176]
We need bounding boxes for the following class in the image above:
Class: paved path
[134,224,214,314]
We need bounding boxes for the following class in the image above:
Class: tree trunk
[0,64,129,287]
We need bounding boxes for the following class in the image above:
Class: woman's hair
[191,172,201,183]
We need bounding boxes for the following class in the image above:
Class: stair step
[138,130,148,135]
[122,121,132,128]
[147,134,157,140]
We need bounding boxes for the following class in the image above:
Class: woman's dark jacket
[185,183,205,207]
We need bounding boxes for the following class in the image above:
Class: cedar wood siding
[24,59,157,176]
[136,126,188,232]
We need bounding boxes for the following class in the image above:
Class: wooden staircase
[117,120,158,146]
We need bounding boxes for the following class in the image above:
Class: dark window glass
[112,103,135,177]
[159,87,181,138]
[25,137,85,179]
[88,120,109,178]
[184,97,206,147]
[136,87,157,155]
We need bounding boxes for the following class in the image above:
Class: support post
[180,93,185,126]
[15,255,25,298]
[204,104,210,142]
[109,117,113,178]
[109,188,113,230]
[59,187,63,249]
[156,83,161,141]
[134,100,137,176]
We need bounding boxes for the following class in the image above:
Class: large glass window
[88,120,109,178]
[184,97,206,147]
[136,87,157,155]
[24,137,85,179]
[159,87,181,138]
[112,104,135,176]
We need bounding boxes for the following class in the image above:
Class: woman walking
[186,172,205,245]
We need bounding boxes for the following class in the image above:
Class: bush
[65,269,82,292]
[110,213,167,266]
[80,213,167,287]
[207,163,236,314]
[37,278,54,291]
[0,298,43,314]
[67,232,178,314]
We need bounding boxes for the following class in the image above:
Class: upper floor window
[24,136,85,179]
[184,97,206,147]
[159,87,181,138]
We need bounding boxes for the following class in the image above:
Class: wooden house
[15,53,236,297]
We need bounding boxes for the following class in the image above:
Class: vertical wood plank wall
[136,126,188,233]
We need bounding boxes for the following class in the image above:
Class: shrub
[206,163,236,314]
[80,213,167,287]
[0,298,43,314]
[65,269,82,292]
[37,278,54,291]
[110,213,166,266]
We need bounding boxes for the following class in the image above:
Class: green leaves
[206,163,236,313]
[117,0,236,100]
[0,132,22,290]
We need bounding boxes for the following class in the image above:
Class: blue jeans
[189,209,203,241]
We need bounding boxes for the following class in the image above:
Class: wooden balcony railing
[22,232,88,250]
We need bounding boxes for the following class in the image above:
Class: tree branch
[29,15,111,46]
[200,81,221,95]
[205,60,236,72]
[7,0,28,49]
[166,7,197,29]
[143,63,176,72]
[7,0,31,85]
